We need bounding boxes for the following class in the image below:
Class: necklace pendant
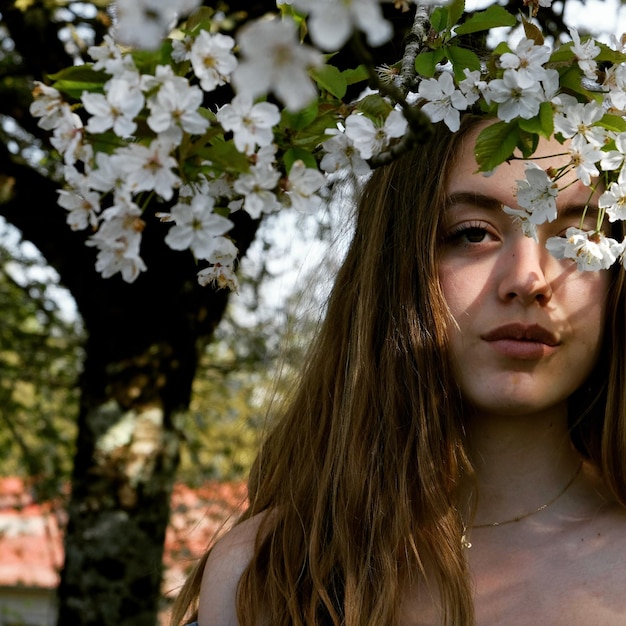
[461,533,472,549]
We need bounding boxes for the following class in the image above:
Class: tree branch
[398,5,432,96]
[349,14,433,169]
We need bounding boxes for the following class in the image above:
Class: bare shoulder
[197,512,267,626]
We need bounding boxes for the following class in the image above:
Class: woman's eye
[445,223,494,246]
[462,227,489,243]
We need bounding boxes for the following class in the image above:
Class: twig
[349,6,434,168]
[398,5,432,96]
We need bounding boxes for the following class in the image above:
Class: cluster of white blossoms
[29,0,626,284]
[30,18,327,289]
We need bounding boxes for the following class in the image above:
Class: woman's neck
[465,405,583,527]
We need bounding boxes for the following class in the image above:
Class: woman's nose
[497,236,553,305]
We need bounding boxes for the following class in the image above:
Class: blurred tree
[0,223,82,498]
[180,209,345,483]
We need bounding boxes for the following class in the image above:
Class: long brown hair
[171,117,626,626]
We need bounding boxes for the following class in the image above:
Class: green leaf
[47,65,108,98]
[342,65,369,86]
[521,15,544,45]
[90,132,126,155]
[549,41,576,64]
[184,6,216,32]
[558,66,587,99]
[356,93,394,121]
[288,108,340,151]
[539,101,554,137]
[283,100,319,131]
[493,41,511,56]
[454,5,516,35]
[430,6,448,32]
[595,41,626,64]
[539,102,554,139]
[310,64,347,99]
[284,148,317,172]
[518,102,553,138]
[415,48,446,78]
[599,113,626,133]
[474,121,520,171]
[199,141,250,174]
[130,44,173,73]
[516,129,539,159]
[445,45,481,81]
[447,0,465,29]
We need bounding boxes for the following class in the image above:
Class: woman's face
[438,126,611,419]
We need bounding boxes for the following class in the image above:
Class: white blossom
[599,181,626,222]
[82,75,144,137]
[50,107,88,164]
[568,134,602,186]
[232,19,322,112]
[344,109,408,160]
[111,139,180,200]
[197,263,239,291]
[57,188,101,231]
[502,205,538,242]
[554,102,605,146]
[291,0,393,51]
[603,63,626,110]
[190,31,237,92]
[417,72,468,132]
[458,69,486,106]
[320,130,371,175]
[85,152,128,194]
[113,0,201,49]
[196,240,239,291]
[87,35,126,74]
[254,144,278,170]
[286,160,326,212]
[216,95,280,155]
[162,195,234,259]
[140,64,175,91]
[196,237,239,291]
[546,228,622,271]
[483,70,544,122]
[542,68,578,113]
[233,165,281,218]
[92,239,147,282]
[171,36,194,63]
[207,236,238,265]
[499,38,550,88]
[515,163,559,224]
[88,200,147,282]
[569,27,600,80]
[30,83,66,131]
[600,132,626,173]
[147,76,209,141]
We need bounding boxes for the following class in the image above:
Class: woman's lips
[481,323,560,360]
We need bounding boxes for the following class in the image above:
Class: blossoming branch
[29,0,626,286]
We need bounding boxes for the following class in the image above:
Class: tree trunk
[1,138,259,624]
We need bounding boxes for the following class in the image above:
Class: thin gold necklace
[461,461,583,549]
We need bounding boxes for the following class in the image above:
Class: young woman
[171,115,626,625]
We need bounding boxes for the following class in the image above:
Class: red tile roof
[0,477,247,591]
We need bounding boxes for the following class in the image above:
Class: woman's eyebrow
[445,192,600,218]
[443,191,503,211]
[557,203,600,220]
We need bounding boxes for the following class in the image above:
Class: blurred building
[0,477,246,626]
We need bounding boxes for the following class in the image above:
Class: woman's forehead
[448,125,592,204]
